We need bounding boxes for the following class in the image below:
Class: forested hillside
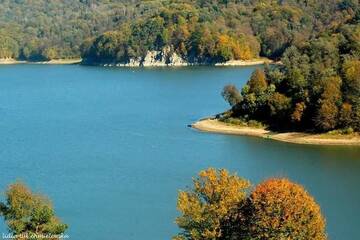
[82,0,359,64]
[0,0,146,60]
[222,13,360,132]
[0,0,358,63]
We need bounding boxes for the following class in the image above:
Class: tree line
[1,0,358,63]
[0,0,148,60]
[82,0,359,64]
[81,2,261,64]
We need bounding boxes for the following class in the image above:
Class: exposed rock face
[142,50,168,67]
[114,58,142,67]
[167,52,188,66]
[105,46,188,67]
[97,46,268,67]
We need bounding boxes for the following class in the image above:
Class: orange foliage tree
[248,69,268,95]
[174,170,327,240]
[246,178,326,240]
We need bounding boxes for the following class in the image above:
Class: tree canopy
[174,168,327,240]
[222,8,360,133]
[0,182,68,240]
[174,168,250,240]
[247,178,326,240]
[1,0,358,64]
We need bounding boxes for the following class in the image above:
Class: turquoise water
[0,65,359,240]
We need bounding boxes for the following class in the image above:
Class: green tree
[267,92,291,120]
[0,36,19,58]
[282,46,310,97]
[0,182,68,240]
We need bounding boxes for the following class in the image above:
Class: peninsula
[193,119,360,146]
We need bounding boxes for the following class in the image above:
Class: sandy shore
[214,58,273,66]
[37,59,82,64]
[0,58,27,64]
[0,58,82,65]
[91,58,276,67]
[1,57,274,67]
[192,119,360,146]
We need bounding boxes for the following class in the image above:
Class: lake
[0,65,359,240]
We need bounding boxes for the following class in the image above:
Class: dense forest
[82,0,360,64]
[0,0,146,60]
[0,0,359,64]
[222,11,360,133]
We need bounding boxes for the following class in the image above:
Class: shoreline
[85,58,274,67]
[0,58,82,65]
[214,59,273,66]
[192,119,360,146]
[1,58,274,67]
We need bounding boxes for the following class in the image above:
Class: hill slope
[0,0,358,63]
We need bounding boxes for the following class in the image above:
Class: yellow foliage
[217,34,254,61]
[174,168,250,240]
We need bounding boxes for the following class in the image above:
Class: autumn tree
[216,35,234,61]
[246,178,327,240]
[0,182,68,240]
[222,85,242,107]
[315,76,342,131]
[248,69,268,95]
[174,168,250,240]
[342,59,360,105]
[291,102,306,123]
[339,102,353,128]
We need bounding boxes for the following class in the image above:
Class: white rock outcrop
[108,46,188,67]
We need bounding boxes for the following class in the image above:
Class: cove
[0,64,359,240]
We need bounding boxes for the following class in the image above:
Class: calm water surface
[0,65,359,240]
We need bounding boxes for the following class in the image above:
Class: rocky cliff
[103,46,188,67]
[97,46,269,67]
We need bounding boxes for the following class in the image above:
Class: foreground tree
[174,168,250,240]
[246,178,326,240]
[0,182,68,240]
[175,169,327,240]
